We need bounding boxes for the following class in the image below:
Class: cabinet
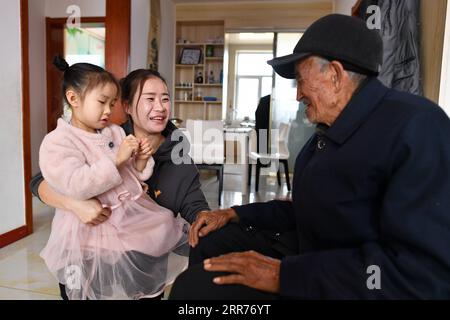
[173,21,225,123]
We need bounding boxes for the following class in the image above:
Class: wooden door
[46,18,65,132]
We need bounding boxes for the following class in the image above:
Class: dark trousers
[169,223,298,300]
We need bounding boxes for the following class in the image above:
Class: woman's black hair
[53,55,120,109]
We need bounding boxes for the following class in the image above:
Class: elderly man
[170,14,450,299]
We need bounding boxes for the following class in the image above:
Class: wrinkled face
[127,77,171,134]
[295,57,337,125]
[72,82,118,132]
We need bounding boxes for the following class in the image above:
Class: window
[234,51,273,120]
[65,23,105,67]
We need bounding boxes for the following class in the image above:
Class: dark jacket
[234,78,450,299]
[358,0,422,95]
[30,120,209,224]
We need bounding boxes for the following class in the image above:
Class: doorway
[46,17,105,132]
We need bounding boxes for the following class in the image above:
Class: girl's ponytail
[53,55,69,72]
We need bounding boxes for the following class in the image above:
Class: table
[224,126,252,195]
[179,126,252,195]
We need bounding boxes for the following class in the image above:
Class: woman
[30,69,210,299]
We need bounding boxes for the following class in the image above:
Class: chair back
[277,122,291,159]
[185,120,224,164]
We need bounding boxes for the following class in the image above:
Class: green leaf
[66,27,83,37]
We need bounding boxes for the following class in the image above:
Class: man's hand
[189,208,239,247]
[69,198,112,226]
[116,135,139,167]
[204,251,281,294]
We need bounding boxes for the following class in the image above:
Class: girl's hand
[116,135,139,167]
[136,137,154,160]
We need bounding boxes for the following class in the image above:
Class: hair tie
[53,55,70,72]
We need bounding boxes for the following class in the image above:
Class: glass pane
[261,76,273,97]
[237,52,273,76]
[272,32,315,168]
[236,78,259,119]
[65,23,105,68]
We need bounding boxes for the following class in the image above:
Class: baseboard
[0,226,29,249]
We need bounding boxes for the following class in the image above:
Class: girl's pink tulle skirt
[40,193,189,300]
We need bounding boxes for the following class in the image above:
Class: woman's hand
[116,135,139,167]
[38,180,111,226]
[189,208,239,247]
[68,198,112,226]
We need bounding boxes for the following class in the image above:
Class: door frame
[105,0,131,124]
[45,16,106,133]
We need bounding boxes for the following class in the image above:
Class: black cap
[268,14,383,79]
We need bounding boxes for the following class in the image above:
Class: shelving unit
[173,21,225,123]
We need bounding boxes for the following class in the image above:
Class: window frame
[234,50,273,120]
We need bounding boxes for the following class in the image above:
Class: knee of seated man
[169,265,210,299]
[170,264,230,300]
[192,223,244,258]
[196,222,242,247]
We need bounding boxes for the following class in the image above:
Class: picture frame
[179,48,202,65]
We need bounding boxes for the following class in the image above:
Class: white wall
[0,0,26,234]
[333,0,356,15]
[130,0,150,71]
[45,0,105,17]
[29,0,47,176]
[159,0,175,90]
[130,0,175,89]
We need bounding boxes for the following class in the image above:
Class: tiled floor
[0,166,291,300]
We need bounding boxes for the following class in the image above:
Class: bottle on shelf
[220,69,223,84]
[206,45,214,57]
[195,88,203,101]
[195,71,203,84]
[208,70,215,84]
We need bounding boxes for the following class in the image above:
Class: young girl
[39,56,188,300]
